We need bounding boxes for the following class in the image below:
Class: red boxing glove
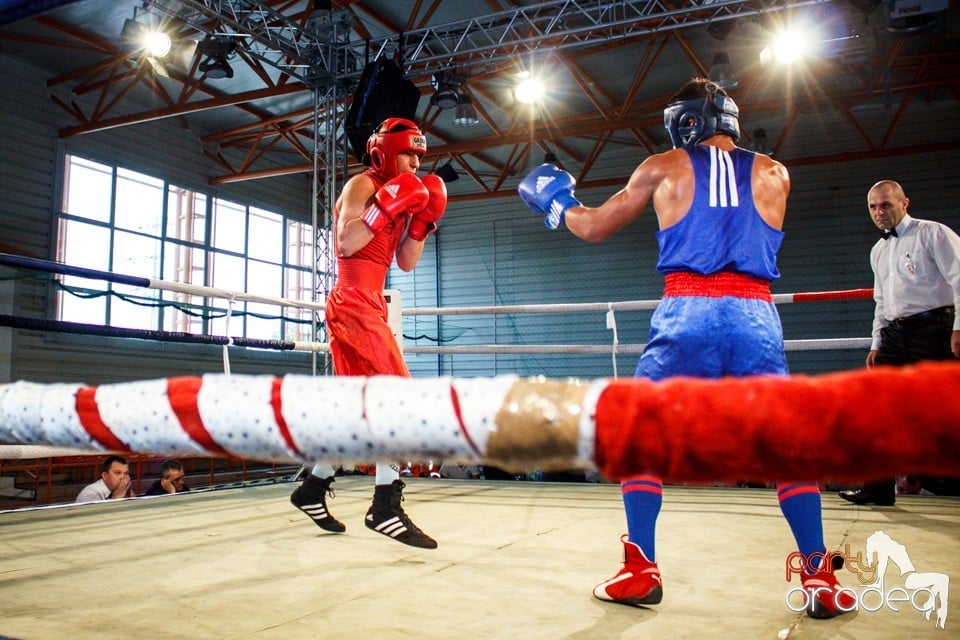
[407,174,447,241]
[361,173,429,234]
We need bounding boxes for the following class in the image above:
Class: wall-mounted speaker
[344,58,421,164]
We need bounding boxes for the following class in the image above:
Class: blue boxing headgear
[663,86,741,149]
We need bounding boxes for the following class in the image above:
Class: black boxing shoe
[365,480,437,549]
[838,481,895,506]
[291,474,346,532]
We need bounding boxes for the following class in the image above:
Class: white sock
[311,463,335,479]
[375,461,399,485]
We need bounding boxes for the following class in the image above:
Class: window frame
[55,154,322,342]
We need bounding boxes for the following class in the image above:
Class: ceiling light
[119,9,173,59]
[453,94,479,126]
[200,55,233,79]
[709,52,738,90]
[760,25,814,65]
[198,35,237,80]
[430,71,462,109]
[514,73,545,104]
[143,30,172,57]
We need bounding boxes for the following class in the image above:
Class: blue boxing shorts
[636,294,788,381]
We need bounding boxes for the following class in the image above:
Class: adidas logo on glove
[535,176,555,194]
[518,163,582,230]
[384,183,400,198]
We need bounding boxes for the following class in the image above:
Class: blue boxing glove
[518,163,582,230]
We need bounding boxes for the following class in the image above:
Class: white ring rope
[144,278,327,312]
[391,338,873,355]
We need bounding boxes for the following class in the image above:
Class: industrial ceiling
[1,0,958,200]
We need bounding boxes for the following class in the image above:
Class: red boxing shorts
[325,285,409,377]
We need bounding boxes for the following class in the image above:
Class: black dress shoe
[839,481,895,506]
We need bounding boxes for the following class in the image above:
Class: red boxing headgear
[366,118,427,180]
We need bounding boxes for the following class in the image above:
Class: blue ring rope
[0,252,151,287]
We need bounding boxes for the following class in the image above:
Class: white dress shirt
[870,214,960,350]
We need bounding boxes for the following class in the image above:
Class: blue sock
[621,474,663,561]
[777,482,825,571]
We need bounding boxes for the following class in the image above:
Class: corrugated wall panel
[0,53,59,384]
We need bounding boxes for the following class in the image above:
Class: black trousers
[876,305,955,365]
[872,305,957,495]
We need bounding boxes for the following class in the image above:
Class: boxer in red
[290,117,446,549]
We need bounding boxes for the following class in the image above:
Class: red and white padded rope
[1,362,958,483]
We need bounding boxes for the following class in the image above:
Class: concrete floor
[0,478,956,640]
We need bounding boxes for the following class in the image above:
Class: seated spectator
[75,455,135,503]
[143,459,191,496]
[440,462,482,480]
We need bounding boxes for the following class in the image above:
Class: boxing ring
[0,251,957,481]
[0,253,958,639]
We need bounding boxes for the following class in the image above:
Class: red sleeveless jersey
[335,169,408,268]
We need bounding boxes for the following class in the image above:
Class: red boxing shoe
[800,557,857,619]
[593,535,663,606]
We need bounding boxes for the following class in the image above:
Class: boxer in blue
[518,78,854,619]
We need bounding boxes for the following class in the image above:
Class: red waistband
[663,272,772,301]
[335,258,388,290]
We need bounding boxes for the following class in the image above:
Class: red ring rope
[594,361,960,483]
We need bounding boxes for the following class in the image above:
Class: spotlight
[120,18,163,55]
[198,35,237,80]
[453,94,479,126]
[515,74,545,104]
[430,71,462,109]
[119,11,172,59]
[436,162,459,183]
[200,56,233,79]
[144,30,172,57]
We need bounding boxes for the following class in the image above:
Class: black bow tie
[881,228,898,240]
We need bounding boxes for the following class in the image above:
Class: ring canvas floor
[0,478,956,639]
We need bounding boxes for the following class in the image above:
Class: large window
[56,155,327,342]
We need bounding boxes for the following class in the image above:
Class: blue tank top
[655,145,783,280]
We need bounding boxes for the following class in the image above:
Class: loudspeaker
[344,58,421,164]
